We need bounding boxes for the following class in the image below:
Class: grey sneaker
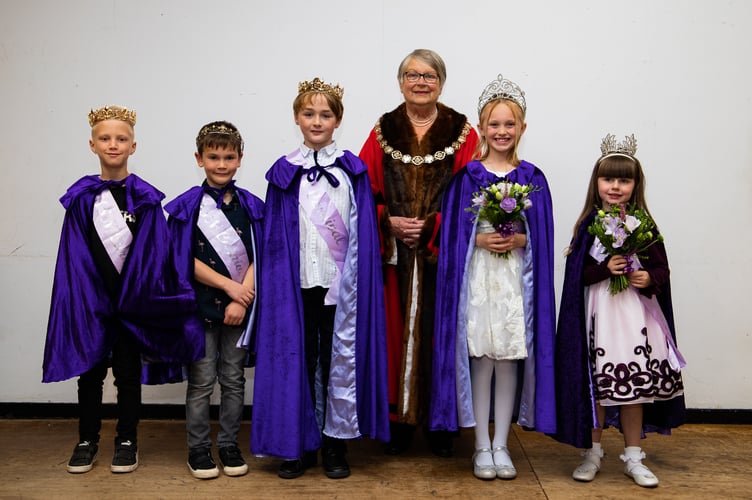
[111,440,138,473]
[67,441,98,474]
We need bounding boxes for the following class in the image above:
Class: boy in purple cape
[165,121,263,479]
[43,105,204,475]
[251,78,389,480]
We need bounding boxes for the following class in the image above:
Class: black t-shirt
[88,184,136,300]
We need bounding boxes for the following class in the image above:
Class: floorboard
[1,420,750,499]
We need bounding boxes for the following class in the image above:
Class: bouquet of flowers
[587,203,664,294]
[466,180,538,258]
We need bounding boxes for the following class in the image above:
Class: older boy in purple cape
[251,151,389,466]
[429,160,557,434]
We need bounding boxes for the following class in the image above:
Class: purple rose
[500,197,517,213]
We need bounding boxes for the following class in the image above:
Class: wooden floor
[1,419,750,499]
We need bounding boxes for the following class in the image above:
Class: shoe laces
[190,449,216,468]
[222,446,242,460]
[114,441,136,460]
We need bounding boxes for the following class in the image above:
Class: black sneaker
[67,441,98,474]
[111,440,138,473]
[188,447,219,479]
[218,445,248,477]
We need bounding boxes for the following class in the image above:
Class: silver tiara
[477,74,526,118]
[600,133,637,159]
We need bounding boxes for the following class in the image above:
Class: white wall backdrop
[1,0,750,409]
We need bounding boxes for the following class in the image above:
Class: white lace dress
[465,220,527,360]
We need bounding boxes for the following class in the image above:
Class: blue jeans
[186,323,246,450]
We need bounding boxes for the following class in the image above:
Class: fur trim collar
[378,103,470,162]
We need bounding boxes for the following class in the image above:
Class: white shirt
[286,142,351,289]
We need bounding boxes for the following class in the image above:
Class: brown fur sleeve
[380,206,395,263]
[419,212,439,264]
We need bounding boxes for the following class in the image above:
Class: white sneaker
[572,448,602,482]
[621,451,659,488]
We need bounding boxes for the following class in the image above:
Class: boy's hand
[224,301,247,326]
[224,281,255,308]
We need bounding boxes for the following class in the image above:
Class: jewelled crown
[477,74,526,118]
[599,133,638,160]
[298,78,344,99]
[196,123,244,150]
[88,105,136,127]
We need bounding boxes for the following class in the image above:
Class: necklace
[374,118,472,166]
[407,107,438,127]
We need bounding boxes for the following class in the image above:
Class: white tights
[471,356,517,467]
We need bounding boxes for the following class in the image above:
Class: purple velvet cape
[164,185,265,360]
[551,209,685,449]
[430,160,557,434]
[42,174,205,384]
[251,151,389,460]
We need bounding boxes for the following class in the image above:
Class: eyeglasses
[403,72,439,84]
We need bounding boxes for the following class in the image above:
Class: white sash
[92,189,133,273]
[197,193,250,283]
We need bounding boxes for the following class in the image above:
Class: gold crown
[196,122,244,150]
[600,133,637,159]
[88,105,136,127]
[298,78,344,99]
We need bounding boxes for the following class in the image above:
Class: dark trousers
[77,331,141,446]
[301,287,344,451]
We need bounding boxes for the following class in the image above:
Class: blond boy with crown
[43,106,204,475]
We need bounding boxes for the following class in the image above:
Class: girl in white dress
[460,75,554,480]
[562,134,684,488]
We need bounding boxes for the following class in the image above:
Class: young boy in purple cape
[251,78,389,480]
[165,121,263,480]
[43,106,204,475]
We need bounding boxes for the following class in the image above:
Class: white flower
[624,214,641,232]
